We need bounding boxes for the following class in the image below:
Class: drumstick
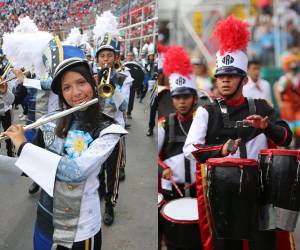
[170,177,184,197]
[184,182,195,190]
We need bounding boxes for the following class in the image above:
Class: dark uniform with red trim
[183,96,293,250]
[158,111,197,200]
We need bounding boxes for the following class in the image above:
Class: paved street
[0,96,157,250]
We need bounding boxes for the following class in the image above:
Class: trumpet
[98,66,115,99]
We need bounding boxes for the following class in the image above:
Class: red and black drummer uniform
[184,96,291,163]
[183,96,293,250]
[158,110,197,200]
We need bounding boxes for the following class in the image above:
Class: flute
[0,98,99,142]
[0,70,30,86]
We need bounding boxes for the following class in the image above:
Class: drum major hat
[93,11,119,58]
[51,58,91,95]
[213,16,251,78]
[163,45,197,97]
[43,36,85,78]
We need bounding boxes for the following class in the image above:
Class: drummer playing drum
[183,16,293,250]
[158,46,198,201]
[158,46,200,250]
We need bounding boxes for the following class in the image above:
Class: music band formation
[0,8,156,250]
[157,15,300,250]
[0,2,299,250]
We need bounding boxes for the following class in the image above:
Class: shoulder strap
[216,98,236,128]
[168,113,187,143]
[247,98,256,115]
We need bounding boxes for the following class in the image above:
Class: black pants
[139,85,148,101]
[57,229,102,250]
[127,85,136,115]
[148,95,158,130]
[0,110,13,156]
[99,140,122,205]
[213,231,276,250]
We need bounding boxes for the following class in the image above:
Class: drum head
[161,198,198,224]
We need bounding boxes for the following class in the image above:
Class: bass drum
[259,149,300,231]
[160,197,202,249]
[206,158,260,240]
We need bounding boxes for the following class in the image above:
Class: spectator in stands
[243,59,273,105]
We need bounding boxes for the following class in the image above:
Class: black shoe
[28,182,40,194]
[119,168,126,181]
[146,129,153,136]
[103,202,114,226]
[127,113,132,119]
[125,123,131,129]
[7,150,14,157]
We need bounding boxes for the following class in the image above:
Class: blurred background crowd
[158,0,300,146]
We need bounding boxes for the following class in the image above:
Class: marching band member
[158,46,198,200]
[3,57,127,250]
[183,16,293,250]
[0,63,15,157]
[158,46,199,250]
[93,11,133,226]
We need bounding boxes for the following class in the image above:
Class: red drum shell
[207,157,257,167]
[260,149,300,157]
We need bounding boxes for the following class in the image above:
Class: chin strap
[224,76,245,100]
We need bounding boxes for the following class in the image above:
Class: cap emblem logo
[175,76,186,86]
[222,55,234,65]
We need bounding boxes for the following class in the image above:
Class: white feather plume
[2,16,53,78]
[14,16,38,33]
[63,27,82,46]
[93,11,118,41]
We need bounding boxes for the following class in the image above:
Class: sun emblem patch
[64,130,93,159]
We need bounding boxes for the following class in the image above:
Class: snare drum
[160,197,202,249]
[206,158,259,240]
[259,149,300,231]
[158,193,164,210]
[158,193,164,250]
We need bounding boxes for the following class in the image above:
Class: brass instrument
[98,66,115,99]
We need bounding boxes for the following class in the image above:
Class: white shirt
[243,77,272,104]
[158,123,196,184]
[16,124,127,242]
[183,106,268,161]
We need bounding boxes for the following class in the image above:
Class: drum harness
[216,97,256,194]
[168,113,192,196]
